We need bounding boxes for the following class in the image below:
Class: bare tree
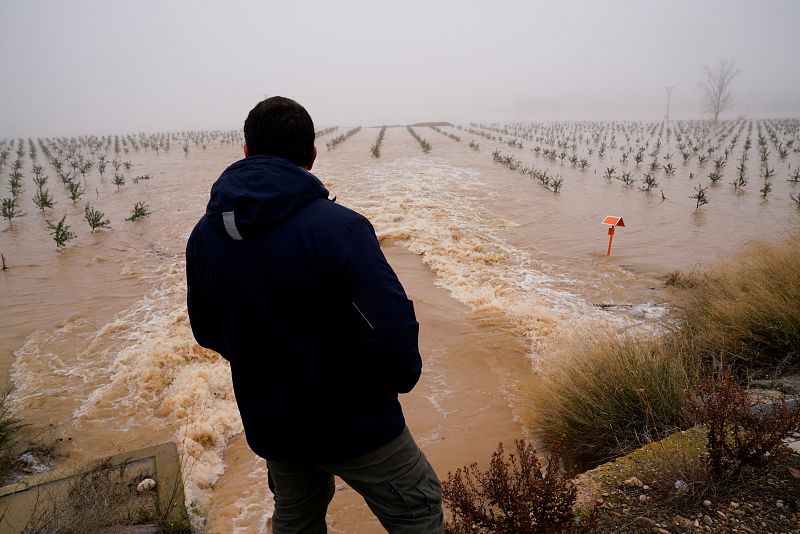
[702,59,739,122]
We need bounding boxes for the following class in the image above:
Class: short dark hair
[244,96,315,166]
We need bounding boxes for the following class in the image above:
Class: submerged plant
[326,126,361,150]
[692,184,710,210]
[370,127,386,159]
[8,170,23,198]
[84,205,110,232]
[732,174,748,191]
[65,180,85,204]
[548,176,564,193]
[407,127,432,153]
[33,188,55,212]
[32,164,46,184]
[78,160,93,182]
[760,180,772,199]
[1,197,20,226]
[126,201,152,222]
[616,171,635,185]
[639,172,658,192]
[47,215,76,249]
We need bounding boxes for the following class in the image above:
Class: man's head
[243,96,316,169]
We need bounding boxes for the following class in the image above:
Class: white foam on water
[11,261,244,532]
[630,302,670,321]
[338,158,651,364]
[7,156,670,531]
[230,456,272,534]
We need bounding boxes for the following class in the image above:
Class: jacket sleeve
[186,225,225,354]
[341,216,422,394]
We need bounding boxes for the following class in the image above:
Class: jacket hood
[205,155,330,240]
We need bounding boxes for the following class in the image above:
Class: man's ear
[305,145,317,171]
[243,143,250,157]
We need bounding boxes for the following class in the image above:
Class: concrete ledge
[0,442,189,534]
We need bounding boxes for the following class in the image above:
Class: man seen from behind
[186,96,443,533]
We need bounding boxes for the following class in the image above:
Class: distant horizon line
[3,114,799,140]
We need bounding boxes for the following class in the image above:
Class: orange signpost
[602,216,625,256]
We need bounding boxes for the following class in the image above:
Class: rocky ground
[576,427,800,533]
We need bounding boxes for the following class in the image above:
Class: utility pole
[664,86,674,120]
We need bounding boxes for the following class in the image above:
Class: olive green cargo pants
[267,427,443,533]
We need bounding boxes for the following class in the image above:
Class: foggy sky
[1,0,798,137]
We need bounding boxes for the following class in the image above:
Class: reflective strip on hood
[222,211,244,241]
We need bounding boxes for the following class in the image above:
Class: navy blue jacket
[186,155,422,464]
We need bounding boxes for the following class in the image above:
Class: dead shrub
[688,372,800,480]
[442,439,592,534]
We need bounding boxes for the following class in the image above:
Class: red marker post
[602,216,625,256]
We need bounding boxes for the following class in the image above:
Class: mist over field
[1,0,799,137]
[3,2,800,532]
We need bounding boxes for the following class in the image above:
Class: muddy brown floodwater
[0,121,798,532]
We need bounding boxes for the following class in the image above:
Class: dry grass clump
[20,459,153,533]
[675,232,800,375]
[530,233,800,469]
[528,334,698,467]
[663,267,701,289]
[0,388,22,482]
[18,457,191,534]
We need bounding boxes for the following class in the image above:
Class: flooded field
[1,119,798,531]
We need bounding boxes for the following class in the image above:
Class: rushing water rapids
[1,121,798,531]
